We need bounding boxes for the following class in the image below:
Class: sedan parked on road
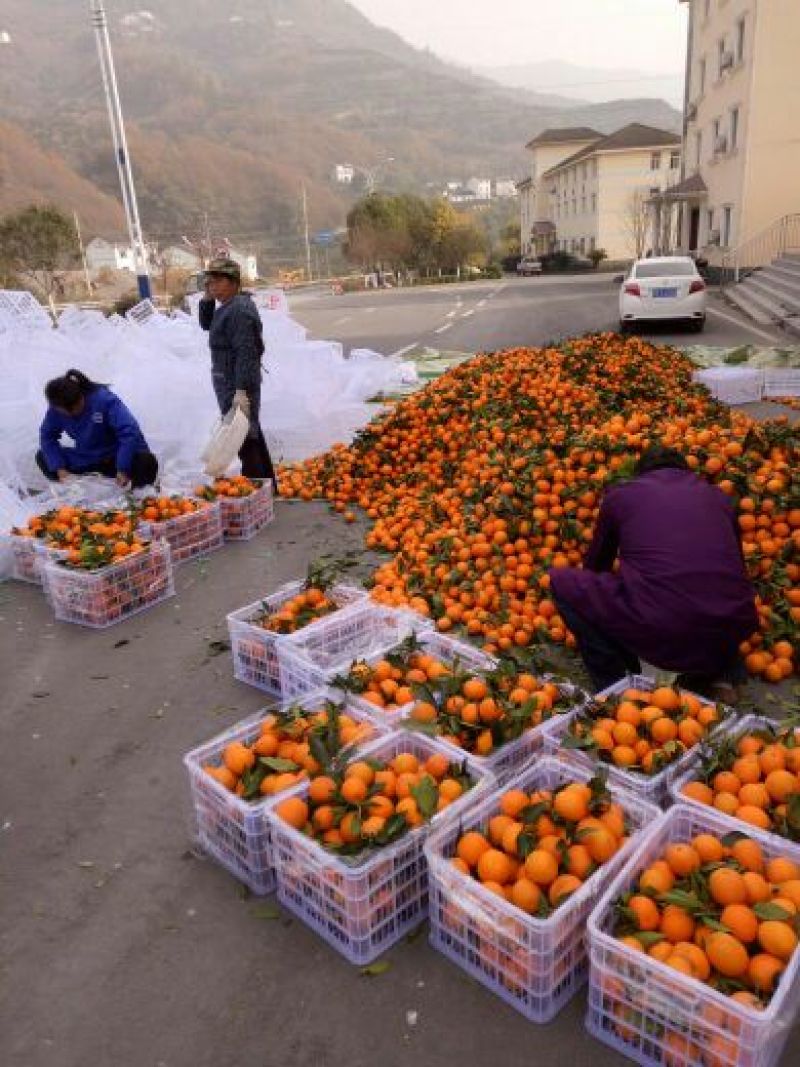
[619,256,707,332]
[517,257,543,276]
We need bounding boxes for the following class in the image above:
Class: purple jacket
[549,468,758,675]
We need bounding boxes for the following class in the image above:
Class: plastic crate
[227,582,369,697]
[542,674,731,806]
[586,804,800,1067]
[138,499,224,565]
[341,631,498,725]
[267,731,495,964]
[762,369,800,399]
[41,540,174,628]
[0,534,68,585]
[183,690,385,895]
[425,755,659,1023]
[218,481,274,541]
[671,713,800,838]
[276,601,434,701]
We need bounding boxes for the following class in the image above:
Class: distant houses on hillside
[85,238,258,280]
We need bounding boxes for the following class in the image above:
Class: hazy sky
[349,0,687,75]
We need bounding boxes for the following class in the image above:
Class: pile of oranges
[256,585,338,635]
[614,831,800,1006]
[278,336,798,680]
[203,702,376,800]
[12,504,148,570]
[405,664,574,757]
[196,475,262,500]
[564,685,726,776]
[450,775,629,916]
[139,495,208,523]
[332,635,459,715]
[274,748,475,854]
[680,721,800,836]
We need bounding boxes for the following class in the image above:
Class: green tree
[588,248,608,270]
[0,205,79,303]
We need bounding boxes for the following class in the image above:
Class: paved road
[290,273,786,357]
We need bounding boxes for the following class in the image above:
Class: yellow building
[541,124,681,261]
[518,128,600,257]
[667,0,800,269]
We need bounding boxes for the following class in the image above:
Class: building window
[736,18,746,63]
[650,152,661,171]
[722,206,733,247]
[718,38,727,78]
[704,0,711,19]
[698,56,706,96]
[589,237,595,252]
[591,193,597,213]
[592,159,598,177]
[695,131,702,167]
[730,106,740,151]
[669,149,681,170]
[713,117,722,154]
[707,208,715,240]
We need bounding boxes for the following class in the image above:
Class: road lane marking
[461,309,476,318]
[706,306,782,344]
[446,309,457,318]
[389,343,419,358]
[477,299,487,307]
[364,307,377,314]
[332,316,351,325]
[434,323,453,334]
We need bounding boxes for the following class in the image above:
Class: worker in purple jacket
[38,370,158,489]
[549,446,757,701]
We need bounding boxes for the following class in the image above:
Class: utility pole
[89,0,151,299]
[73,210,93,297]
[301,184,313,281]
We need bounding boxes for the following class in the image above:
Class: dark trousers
[239,428,278,490]
[553,593,746,695]
[36,450,159,490]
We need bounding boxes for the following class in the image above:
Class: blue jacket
[39,387,150,476]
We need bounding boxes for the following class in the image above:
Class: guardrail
[720,213,800,290]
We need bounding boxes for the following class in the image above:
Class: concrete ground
[2,285,798,1066]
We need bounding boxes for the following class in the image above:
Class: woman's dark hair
[635,445,690,476]
[45,369,105,410]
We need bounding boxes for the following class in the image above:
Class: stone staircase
[724,253,800,337]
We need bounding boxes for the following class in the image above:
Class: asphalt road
[289,273,786,358]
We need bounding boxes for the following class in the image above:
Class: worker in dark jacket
[38,369,158,489]
[549,446,758,700]
[199,258,277,486]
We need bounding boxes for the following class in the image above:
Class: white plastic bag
[202,408,249,477]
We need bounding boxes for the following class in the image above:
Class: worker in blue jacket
[199,258,277,488]
[37,370,158,489]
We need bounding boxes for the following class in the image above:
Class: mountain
[0,1,682,258]
[0,120,125,234]
[479,60,685,109]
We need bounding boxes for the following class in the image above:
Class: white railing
[721,214,800,288]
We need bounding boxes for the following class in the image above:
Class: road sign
[312,230,337,246]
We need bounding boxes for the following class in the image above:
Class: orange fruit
[275,796,309,830]
[583,826,618,864]
[457,831,491,868]
[553,784,591,823]
[204,764,237,791]
[713,771,742,796]
[706,932,750,978]
[501,821,524,857]
[488,814,516,847]
[500,789,530,819]
[747,953,785,994]
[720,904,759,944]
[660,905,695,944]
[308,776,337,804]
[664,843,701,877]
[682,781,714,806]
[765,769,799,804]
[477,848,514,886]
[757,921,798,961]
[510,878,542,914]
[424,753,450,780]
[548,874,582,906]
[731,838,765,874]
[709,867,747,906]
[639,862,674,895]
[766,856,800,884]
[524,849,559,886]
[736,805,772,830]
[340,776,368,804]
[671,941,711,981]
[564,844,594,880]
[627,895,660,931]
[692,833,724,864]
[222,741,256,776]
[778,879,800,908]
[651,687,681,712]
[742,871,772,904]
[714,792,740,816]
[392,752,419,775]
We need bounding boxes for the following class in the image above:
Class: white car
[517,257,543,276]
[619,256,707,332]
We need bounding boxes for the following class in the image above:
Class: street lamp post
[89,0,152,299]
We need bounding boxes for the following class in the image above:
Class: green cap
[205,257,241,281]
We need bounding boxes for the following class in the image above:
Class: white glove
[233,390,251,416]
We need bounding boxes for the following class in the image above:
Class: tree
[621,190,652,260]
[588,248,608,270]
[0,205,79,304]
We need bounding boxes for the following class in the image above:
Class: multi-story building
[518,127,600,256]
[541,124,681,260]
[661,0,800,265]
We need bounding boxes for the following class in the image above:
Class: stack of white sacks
[0,289,418,493]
